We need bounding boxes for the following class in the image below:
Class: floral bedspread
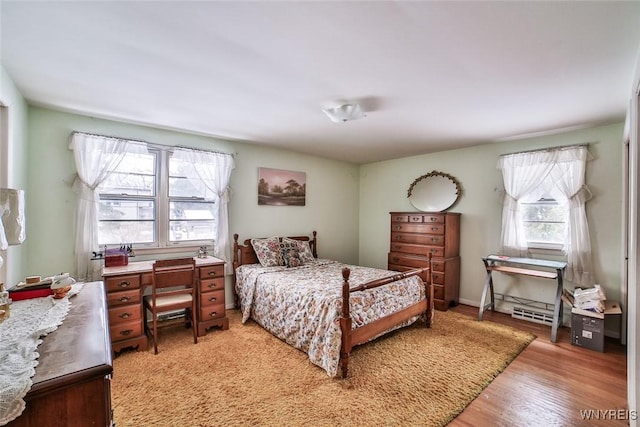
[235,259,426,377]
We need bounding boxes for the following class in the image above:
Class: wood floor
[449,304,628,427]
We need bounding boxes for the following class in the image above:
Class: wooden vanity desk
[102,256,228,353]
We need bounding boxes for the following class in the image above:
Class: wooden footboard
[339,253,433,378]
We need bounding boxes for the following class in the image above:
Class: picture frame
[258,167,306,206]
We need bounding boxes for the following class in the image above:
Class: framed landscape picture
[258,167,306,206]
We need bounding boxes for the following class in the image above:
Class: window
[97,148,216,248]
[520,196,568,250]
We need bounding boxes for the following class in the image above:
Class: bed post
[312,230,318,258]
[425,252,434,327]
[232,233,240,308]
[340,267,352,379]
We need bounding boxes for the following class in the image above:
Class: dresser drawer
[431,260,445,272]
[200,289,225,308]
[390,241,444,255]
[388,264,431,283]
[433,284,445,300]
[105,274,141,292]
[108,304,141,325]
[431,271,445,285]
[199,277,224,293]
[391,233,444,245]
[388,252,428,269]
[391,214,445,223]
[389,246,443,263]
[110,320,143,342]
[391,222,445,234]
[199,302,225,321]
[106,288,141,307]
[199,264,224,279]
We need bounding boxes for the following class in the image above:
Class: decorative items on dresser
[3,282,113,427]
[102,256,228,353]
[388,212,461,311]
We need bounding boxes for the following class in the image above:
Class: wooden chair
[143,258,198,354]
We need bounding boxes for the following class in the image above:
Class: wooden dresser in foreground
[7,282,113,427]
[102,256,228,353]
[388,211,461,311]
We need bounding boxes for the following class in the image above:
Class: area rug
[111,309,534,427]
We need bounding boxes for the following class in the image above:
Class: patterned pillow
[251,237,283,267]
[281,246,303,268]
[283,237,315,263]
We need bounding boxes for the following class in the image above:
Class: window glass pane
[169,200,215,242]
[169,156,216,199]
[99,152,156,196]
[98,200,155,221]
[521,199,568,245]
[98,220,155,244]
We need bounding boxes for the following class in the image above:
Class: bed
[232,231,434,378]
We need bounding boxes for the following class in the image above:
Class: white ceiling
[2,1,640,164]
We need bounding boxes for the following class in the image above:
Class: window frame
[97,146,216,252]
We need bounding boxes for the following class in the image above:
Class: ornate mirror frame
[407,170,462,212]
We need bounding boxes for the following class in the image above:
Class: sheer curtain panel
[497,145,594,286]
[172,148,235,275]
[69,133,148,281]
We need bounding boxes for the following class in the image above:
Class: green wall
[0,67,29,287]
[359,123,624,335]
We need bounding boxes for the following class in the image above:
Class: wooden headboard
[232,231,318,271]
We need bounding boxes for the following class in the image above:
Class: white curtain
[497,150,558,256]
[497,145,594,286]
[69,133,147,281]
[548,147,594,285]
[172,148,235,275]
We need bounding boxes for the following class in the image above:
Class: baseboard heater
[511,306,554,326]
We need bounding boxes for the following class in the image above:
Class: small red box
[105,254,128,267]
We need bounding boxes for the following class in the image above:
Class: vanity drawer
[110,320,143,342]
[391,214,409,223]
[431,271,445,285]
[108,304,141,325]
[200,289,225,308]
[106,288,141,307]
[433,284,445,300]
[199,302,226,321]
[199,277,224,293]
[199,264,224,279]
[105,274,141,292]
[388,253,428,269]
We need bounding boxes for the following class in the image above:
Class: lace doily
[0,283,84,426]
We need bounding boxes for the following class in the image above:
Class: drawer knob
[208,271,217,276]
[431,227,438,231]
[431,249,437,253]
[395,216,403,221]
[120,329,133,336]
[208,311,217,317]
[392,257,399,263]
[430,217,438,221]
[208,296,217,302]
[395,225,402,230]
[119,281,130,288]
[208,283,218,289]
[119,296,131,302]
[119,312,132,319]
[431,238,438,242]
[394,245,401,249]
[395,236,403,241]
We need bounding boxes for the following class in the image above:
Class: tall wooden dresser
[387,211,461,311]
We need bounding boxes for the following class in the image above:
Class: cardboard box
[570,300,621,352]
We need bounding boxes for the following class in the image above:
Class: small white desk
[479,255,567,343]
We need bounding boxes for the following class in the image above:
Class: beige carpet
[111,309,534,427]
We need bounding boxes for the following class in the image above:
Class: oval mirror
[407,171,461,212]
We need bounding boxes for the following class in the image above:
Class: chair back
[151,258,197,299]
